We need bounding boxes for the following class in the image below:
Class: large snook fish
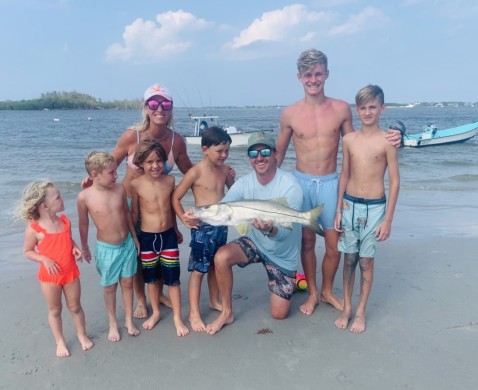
[191,198,324,236]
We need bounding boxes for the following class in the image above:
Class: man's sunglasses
[247,148,272,158]
[145,100,173,111]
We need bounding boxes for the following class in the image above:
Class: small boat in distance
[401,122,478,147]
[185,114,272,147]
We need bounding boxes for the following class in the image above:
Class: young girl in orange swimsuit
[19,181,94,357]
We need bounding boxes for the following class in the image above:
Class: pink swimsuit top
[126,130,176,174]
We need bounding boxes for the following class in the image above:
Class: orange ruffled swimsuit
[30,215,80,286]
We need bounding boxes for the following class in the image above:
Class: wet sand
[1,202,477,390]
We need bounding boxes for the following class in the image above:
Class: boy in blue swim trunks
[334,85,399,333]
[78,151,141,341]
[130,139,190,336]
[172,126,235,332]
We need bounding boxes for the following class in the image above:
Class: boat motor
[199,120,208,135]
[389,120,407,147]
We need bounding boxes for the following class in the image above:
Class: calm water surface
[1,106,477,238]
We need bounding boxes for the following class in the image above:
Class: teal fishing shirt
[222,168,303,275]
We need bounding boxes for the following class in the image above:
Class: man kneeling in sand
[185,132,303,335]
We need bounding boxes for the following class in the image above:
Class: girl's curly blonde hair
[17,181,55,221]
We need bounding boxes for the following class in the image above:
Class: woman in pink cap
[106,83,193,318]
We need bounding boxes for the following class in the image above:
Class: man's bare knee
[270,295,290,320]
[271,309,288,320]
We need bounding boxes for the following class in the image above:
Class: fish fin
[308,204,325,236]
[271,197,289,207]
[235,224,250,235]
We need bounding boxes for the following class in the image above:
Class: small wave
[450,174,478,182]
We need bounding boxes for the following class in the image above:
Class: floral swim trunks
[233,237,295,300]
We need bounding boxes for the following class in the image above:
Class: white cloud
[105,10,213,63]
[299,32,316,42]
[226,4,332,50]
[328,6,390,36]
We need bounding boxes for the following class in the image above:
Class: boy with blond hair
[276,49,402,316]
[77,151,140,341]
[130,139,190,336]
[334,85,400,333]
[172,126,234,332]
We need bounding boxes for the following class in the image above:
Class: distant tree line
[0,91,142,110]
[1,91,476,110]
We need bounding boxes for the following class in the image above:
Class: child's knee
[120,277,133,289]
[104,284,117,294]
[48,304,63,317]
[67,302,83,315]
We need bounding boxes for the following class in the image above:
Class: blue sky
[1,0,477,106]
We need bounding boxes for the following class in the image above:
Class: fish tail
[307,204,325,237]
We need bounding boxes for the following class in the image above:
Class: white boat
[185,115,272,147]
[401,122,478,147]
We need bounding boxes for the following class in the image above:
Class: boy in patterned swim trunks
[172,126,235,332]
[334,85,400,333]
[77,151,141,342]
[130,139,191,336]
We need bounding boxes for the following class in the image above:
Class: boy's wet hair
[17,181,55,221]
[201,126,232,148]
[85,151,115,176]
[297,48,328,74]
[355,84,385,106]
[132,139,167,171]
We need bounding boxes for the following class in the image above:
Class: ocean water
[1,106,478,239]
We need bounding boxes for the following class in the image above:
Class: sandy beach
[1,196,477,390]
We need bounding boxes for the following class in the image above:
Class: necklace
[156,131,168,143]
[148,127,169,143]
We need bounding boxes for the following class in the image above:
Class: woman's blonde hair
[17,181,55,221]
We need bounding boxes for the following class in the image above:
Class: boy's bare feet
[334,311,351,330]
[159,294,173,309]
[78,334,94,351]
[56,339,70,358]
[299,294,320,315]
[142,312,161,330]
[174,318,190,337]
[321,292,344,311]
[189,314,206,332]
[108,323,121,342]
[209,300,222,312]
[134,302,148,319]
[123,317,140,336]
[350,314,366,333]
[206,312,234,335]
